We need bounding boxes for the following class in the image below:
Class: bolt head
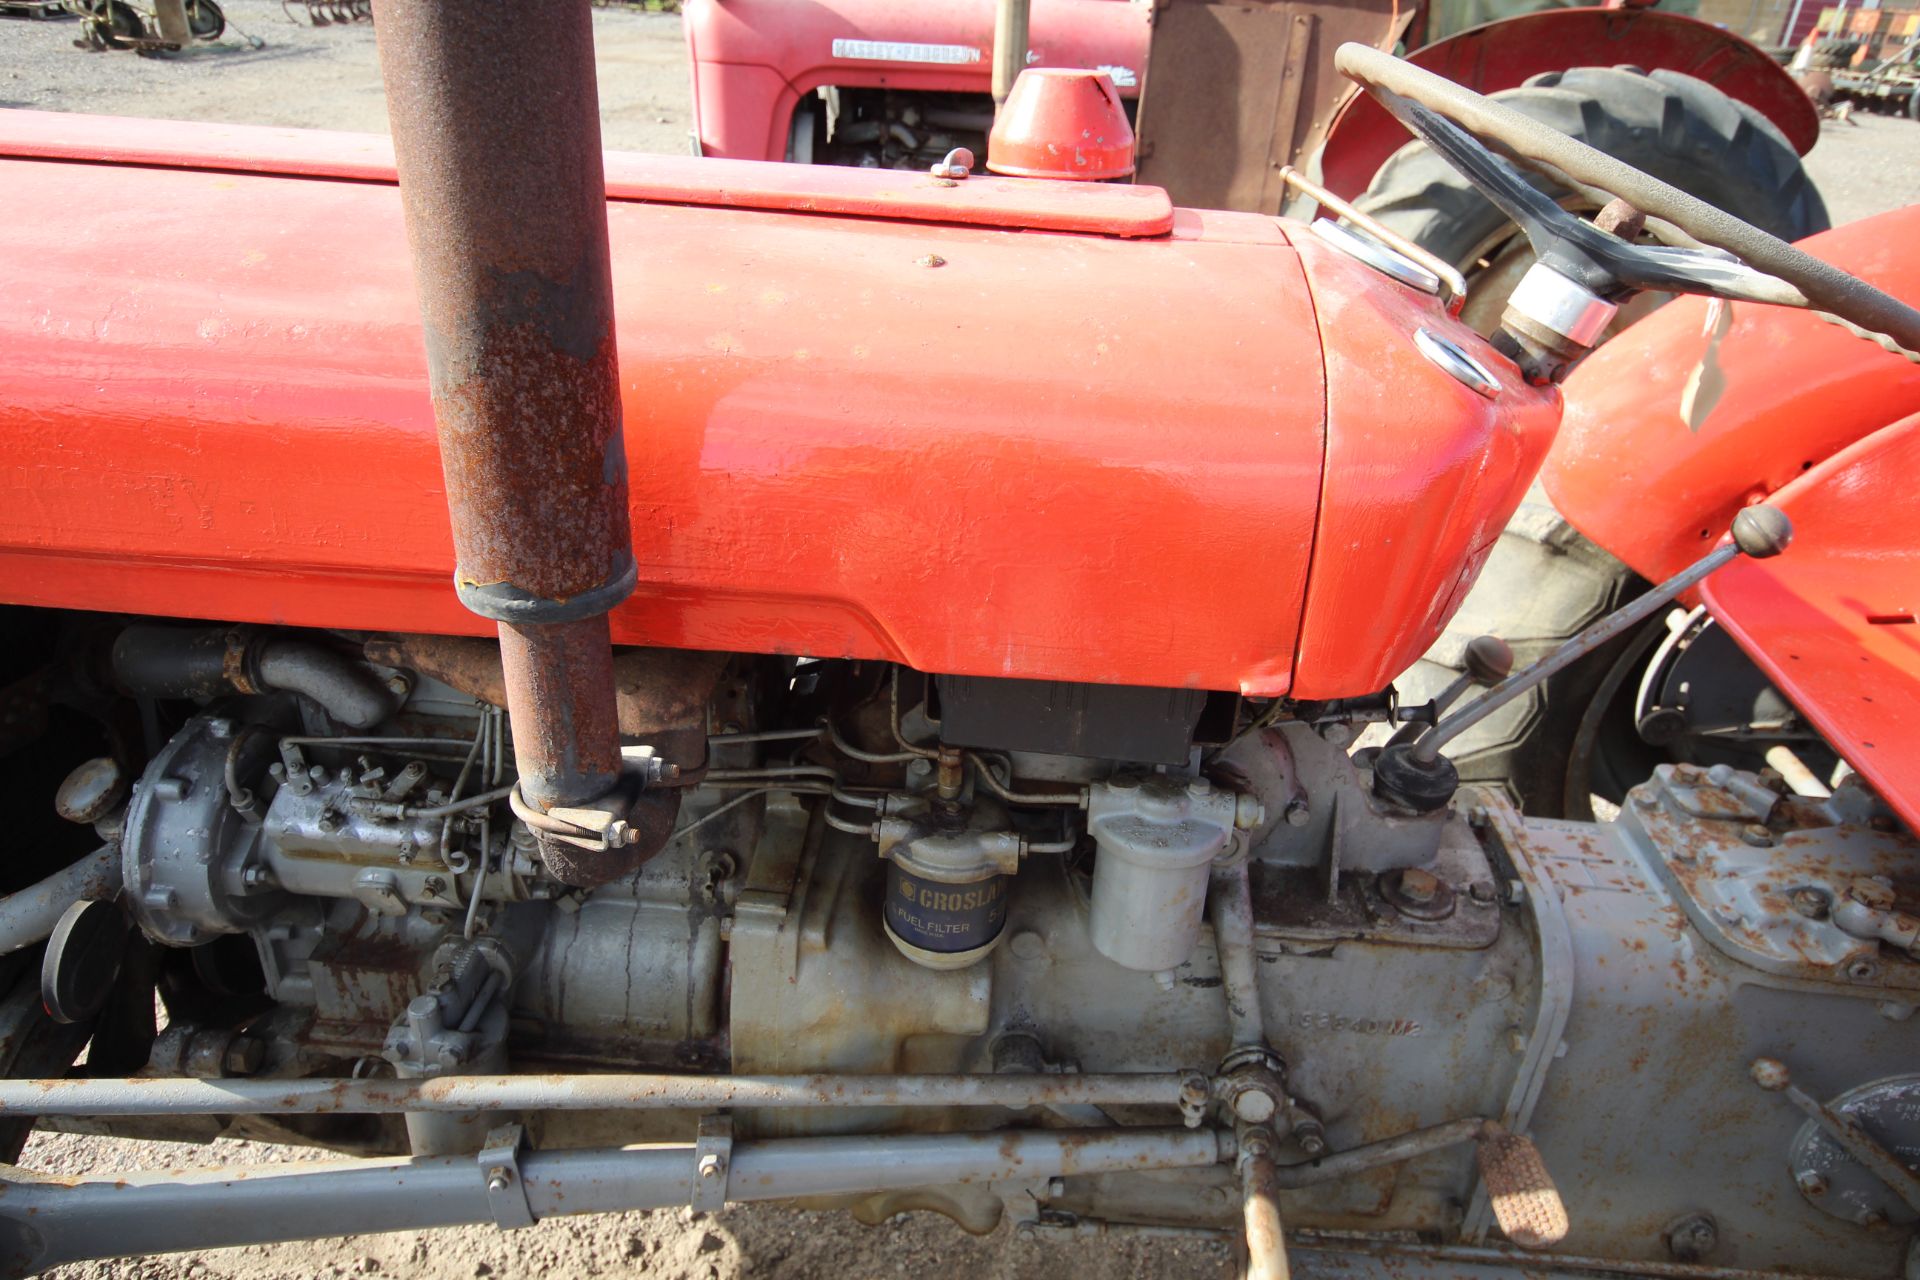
[1231,1089,1278,1124]
[1740,823,1774,848]
[1749,1058,1790,1092]
[1850,877,1897,911]
[1796,1170,1829,1197]
[1283,799,1311,827]
[1399,867,1441,905]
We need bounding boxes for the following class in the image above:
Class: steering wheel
[1333,44,1920,377]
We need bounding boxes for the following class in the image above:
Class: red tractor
[684,0,1828,296]
[0,4,1915,1276]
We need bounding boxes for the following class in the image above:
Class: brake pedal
[1476,1125,1569,1250]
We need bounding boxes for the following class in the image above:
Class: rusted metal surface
[0,1071,1198,1117]
[365,634,723,877]
[366,636,725,758]
[376,0,635,886]
[496,619,627,884]
[364,635,508,708]
[1132,0,1407,213]
[1239,1130,1290,1280]
[375,0,633,618]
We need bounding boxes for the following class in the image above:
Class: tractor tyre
[1352,66,1828,337]
[1352,68,1828,817]
[187,0,224,40]
[94,0,146,46]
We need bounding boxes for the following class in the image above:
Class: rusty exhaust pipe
[375,0,637,887]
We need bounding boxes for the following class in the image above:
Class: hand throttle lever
[1373,505,1793,813]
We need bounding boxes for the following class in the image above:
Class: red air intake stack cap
[986,68,1135,181]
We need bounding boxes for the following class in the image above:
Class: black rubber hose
[112,625,396,730]
[1334,44,1920,355]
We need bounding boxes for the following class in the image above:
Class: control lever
[1386,635,1514,748]
[1373,505,1793,812]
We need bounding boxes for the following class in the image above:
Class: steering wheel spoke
[1338,43,1920,380]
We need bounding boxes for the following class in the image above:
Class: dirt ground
[4,5,1919,1276]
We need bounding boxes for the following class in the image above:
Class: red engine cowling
[0,112,1557,699]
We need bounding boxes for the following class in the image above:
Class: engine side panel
[1287,233,1562,698]
[1,136,1320,695]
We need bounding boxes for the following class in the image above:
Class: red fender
[1701,415,1920,832]
[1544,205,1920,587]
[1314,8,1820,201]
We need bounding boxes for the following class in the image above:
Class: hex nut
[1796,1170,1829,1198]
[697,1153,724,1180]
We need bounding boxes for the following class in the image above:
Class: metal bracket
[691,1114,733,1213]
[478,1123,535,1230]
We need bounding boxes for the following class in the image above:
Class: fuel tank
[0,112,1557,699]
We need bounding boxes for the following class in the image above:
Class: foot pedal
[1476,1125,1569,1250]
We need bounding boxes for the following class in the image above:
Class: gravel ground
[2,9,1917,1277]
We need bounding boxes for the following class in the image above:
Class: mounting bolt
[1468,881,1498,905]
[1859,1207,1889,1228]
[1789,888,1830,919]
[1740,823,1774,848]
[424,875,447,898]
[222,1036,266,1077]
[1398,867,1440,905]
[486,1166,512,1193]
[1283,799,1310,827]
[697,1153,724,1180]
[1317,721,1353,746]
[1796,1170,1829,1198]
[1665,1212,1718,1262]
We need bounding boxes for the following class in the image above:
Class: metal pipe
[0,847,121,957]
[0,1071,1198,1118]
[1239,1128,1291,1280]
[1277,166,1469,311]
[1269,1117,1490,1189]
[112,625,396,730]
[991,0,1031,110]
[375,0,636,887]
[1293,1238,1844,1280]
[1209,858,1266,1051]
[0,1128,1225,1274]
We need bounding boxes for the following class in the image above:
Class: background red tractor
[684,0,1827,289]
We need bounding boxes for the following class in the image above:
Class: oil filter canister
[1086,774,1263,972]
